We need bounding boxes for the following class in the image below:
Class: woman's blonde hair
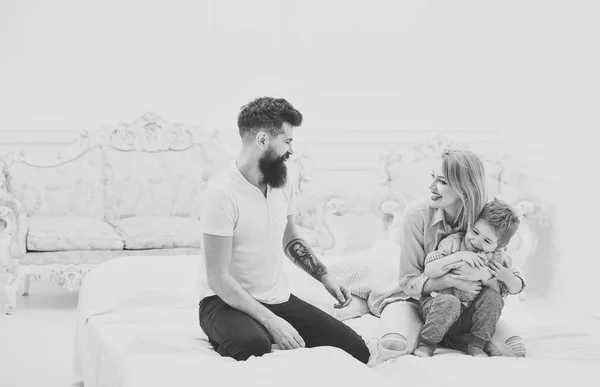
[441,149,487,231]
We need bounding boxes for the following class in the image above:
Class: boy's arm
[481,275,502,293]
[489,252,526,295]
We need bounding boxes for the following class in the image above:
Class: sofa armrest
[0,192,28,259]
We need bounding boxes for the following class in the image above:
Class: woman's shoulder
[402,197,435,227]
[404,197,434,217]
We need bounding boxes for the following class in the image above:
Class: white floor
[1,278,600,387]
[0,279,81,387]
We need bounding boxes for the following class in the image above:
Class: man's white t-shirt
[197,163,295,304]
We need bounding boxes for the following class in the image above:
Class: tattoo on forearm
[285,238,328,281]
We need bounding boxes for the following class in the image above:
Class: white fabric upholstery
[7,149,105,218]
[27,216,123,251]
[110,216,203,249]
[102,148,208,221]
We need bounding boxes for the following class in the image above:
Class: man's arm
[204,233,305,349]
[204,234,277,326]
[201,189,304,350]
[282,215,352,308]
[282,215,327,281]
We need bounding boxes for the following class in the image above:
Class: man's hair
[237,97,303,138]
[477,198,521,249]
[442,149,488,232]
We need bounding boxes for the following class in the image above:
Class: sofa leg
[4,271,19,315]
[22,274,30,296]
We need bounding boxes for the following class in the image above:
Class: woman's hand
[459,251,486,268]
[448,276,482,295]
[446,261,493,282]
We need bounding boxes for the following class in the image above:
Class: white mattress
[77,308,396,387]
[74,255,600,387]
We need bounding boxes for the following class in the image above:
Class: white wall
[1,1,598,314]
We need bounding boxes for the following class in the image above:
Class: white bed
[74,254,600,387]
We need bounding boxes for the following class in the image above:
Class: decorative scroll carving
[1,205,18,314]
[0,155,7,192]
[92,111,217,152]
[1,112,225,168]
[411,134,462,162]
[49,266,90,292]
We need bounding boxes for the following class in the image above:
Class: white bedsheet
[77,308,395,387]
[74,255,600,387]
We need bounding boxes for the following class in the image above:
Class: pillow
[79,255,200,321]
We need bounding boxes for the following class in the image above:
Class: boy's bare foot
[467,346,488,357]
[414,346,434,357]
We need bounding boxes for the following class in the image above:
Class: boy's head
[465,198,521,253]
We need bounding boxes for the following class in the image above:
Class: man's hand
[321,273,352,309]
[264,316,305,350]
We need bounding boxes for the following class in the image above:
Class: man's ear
[256,131,269,149]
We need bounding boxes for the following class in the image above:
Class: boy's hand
[488,261,514,282]
[460,251,485,268]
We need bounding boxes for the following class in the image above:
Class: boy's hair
[478,198,521,248]
[442,149,488,232]
[237,97,303,138]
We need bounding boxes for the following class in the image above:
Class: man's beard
[258,148,290,188]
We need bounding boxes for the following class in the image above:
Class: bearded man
[198,97,369,363]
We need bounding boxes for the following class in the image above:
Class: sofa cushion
[102,147,230,221]
[27,216,124,252]
[110,216,202,250]
[7,149,105,218]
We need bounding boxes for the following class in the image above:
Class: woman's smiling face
[428,159,462,211]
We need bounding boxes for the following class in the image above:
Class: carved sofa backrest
[0,112,234,221]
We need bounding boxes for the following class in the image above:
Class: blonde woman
[373,150,525,363]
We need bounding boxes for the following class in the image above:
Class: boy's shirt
[425,233,525,306]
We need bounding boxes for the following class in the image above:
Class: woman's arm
[398,205,430,298]
[424,254,462,278]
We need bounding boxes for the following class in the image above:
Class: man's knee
[230,336,272,361]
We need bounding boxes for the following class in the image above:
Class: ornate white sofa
[0,113,343,314]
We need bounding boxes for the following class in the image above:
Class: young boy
[414,199,525,357]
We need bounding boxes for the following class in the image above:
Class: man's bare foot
[467,346,488,357]
[414,345,434,357]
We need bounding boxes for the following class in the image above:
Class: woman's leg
[377,300,423,359]
[486,317,527,357]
